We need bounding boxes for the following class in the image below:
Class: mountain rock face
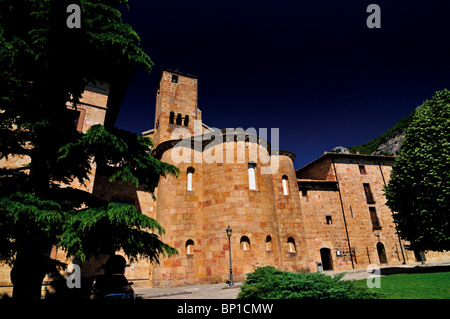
[372,133,405,156]
[337,109,415,156]
[330,146,350,154]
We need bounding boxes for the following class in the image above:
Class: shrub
[237,266,379,299]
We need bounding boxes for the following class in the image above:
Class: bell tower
[152,69,201,147]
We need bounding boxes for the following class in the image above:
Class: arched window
[184,115,190,127]
[266,235,273,251]
[169,111,175,124]
[282,175,289,195]
[240,236,251,251]
[176,113,182,125]
[186,239,194,255]
[187,167,195,191]
[248,162,257,190]
[287,237,296,253]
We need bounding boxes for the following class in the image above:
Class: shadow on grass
[380,265,450,276]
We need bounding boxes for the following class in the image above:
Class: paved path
[136,283,242,299]
[135,261,450,299]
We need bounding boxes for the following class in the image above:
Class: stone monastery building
[1,69,449,291]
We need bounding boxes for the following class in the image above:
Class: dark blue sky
[115,0,450,168]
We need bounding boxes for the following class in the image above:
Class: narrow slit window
[176,113,182,125]
[369,207,381,230]
[248,162,256,190]
[282,175,289,196]
[187,167,195,191]
[184,115,189,127]
[266,235,273,251]
[169,111,175,124]
[363,183,375,204]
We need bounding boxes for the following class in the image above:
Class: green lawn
[353,271,450,299]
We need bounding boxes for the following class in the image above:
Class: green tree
[385,89,450,253]
[0,0,179,299]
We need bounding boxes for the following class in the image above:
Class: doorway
[376,242,388,264]
[320,248,333,270]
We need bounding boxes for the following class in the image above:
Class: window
[266,235,273,251]
[359,164,367,175]
[248,162,257,190]
[187,167,195,191]
[363,183,375,204]
[186,239,194,255]
[171,74,178,83]
[369,207,381,230]
[325,215,332,225]
[169,111,175,124]
[176,113,182,125]
[240,236,251,251]
[287,237,296,253]
[184,115,190,127]
[282,175,289,196]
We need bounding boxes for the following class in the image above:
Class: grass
[353,271,450,299]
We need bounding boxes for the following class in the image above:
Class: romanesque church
[1,69,449,292]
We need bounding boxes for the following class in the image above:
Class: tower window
[187,167,195,191]
[287,237,296,253]
[325,215,333,225]
[186,239,194,255]
[282,175,289,196]
[266,235,273,251]
[240,236,251,251]
[176,113,182,125]
[248,162,257,190]
[171,74,178,83]
[169,112,175,124]
[184,115,190,127]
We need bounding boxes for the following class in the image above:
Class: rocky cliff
[331,109,416,156]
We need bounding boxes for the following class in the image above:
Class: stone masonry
[1,69,449,296]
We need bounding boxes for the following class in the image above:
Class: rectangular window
[363,183,375,204]
[171,74,178,83]
[187,168,194,191]
[248,163,256,190]
[369,207,381,230]
[282,176,289,196]
[325,215,332,225]
[187,172,193,191]
[359,164,367,175]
